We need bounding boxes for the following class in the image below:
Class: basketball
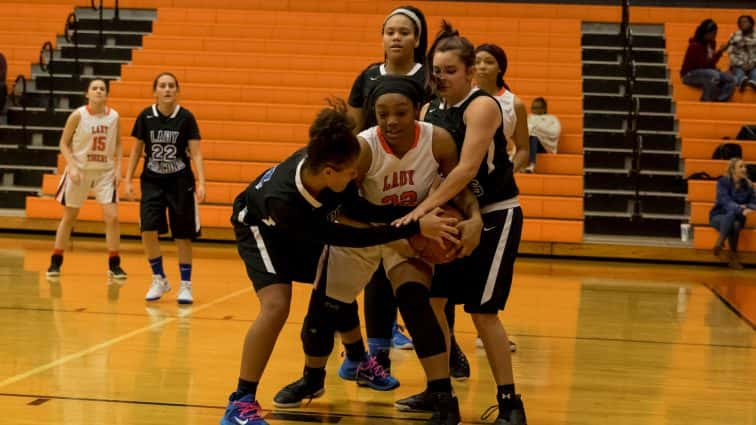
[408,204,464,264]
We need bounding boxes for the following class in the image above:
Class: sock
[236,378,258,400]
[109,254,120,268]
[53,249,64,256]
[497,384,516,404]
[344,340,367,362]
[303,366,326,387]
[428,378,452,394]
[367,338,391,356]
[149,256,165,278]
[179,263,192,282]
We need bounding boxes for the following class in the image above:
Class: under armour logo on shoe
[500,393,512,400]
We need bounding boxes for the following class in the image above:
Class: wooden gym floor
[0,234,754,425]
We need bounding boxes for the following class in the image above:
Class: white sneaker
[475,337,484,348]
[145,275,170,301]
[177,281,193,304]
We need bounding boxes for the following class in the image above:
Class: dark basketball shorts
[233,219,326,292]
[139,170,200,239]
[431,205,523,314]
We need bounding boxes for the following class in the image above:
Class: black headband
[370,75,424,106]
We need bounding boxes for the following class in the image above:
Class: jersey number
[151,144,177,161]
[381,191,417,206]
[91,136,106,152]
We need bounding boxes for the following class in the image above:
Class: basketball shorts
[232,218,327,291]
[55,167,117,208]
[431,204,523,314]
[139,170,200,239]
[323,241,425,303]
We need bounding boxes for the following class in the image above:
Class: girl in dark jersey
[220,100,459,425]
[124,72,206,305]
[347,6,428,131]
[395,22,529,425]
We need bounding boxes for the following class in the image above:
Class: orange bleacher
[21,2,586,243]
[0,3,71,87]
[669,17,756,252]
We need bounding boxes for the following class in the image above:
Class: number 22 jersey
[131,104,201,178]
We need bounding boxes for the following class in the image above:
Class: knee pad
[301,294,358,356]
[396,282,446,358]
[301,310,335,357]
[334,300,360,334]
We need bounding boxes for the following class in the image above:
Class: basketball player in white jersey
[274,77,482,423]
[474,44,530,175]
[47,79,126,279]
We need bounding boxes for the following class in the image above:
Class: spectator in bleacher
[0,52,7,115]
[681,19,736,102]
[525,97,561,173]
[710,158,756,270]
[727,15,756,91]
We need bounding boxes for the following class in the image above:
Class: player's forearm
[417,165,476,214]
[452,189,481,221]
[192,152,206,186]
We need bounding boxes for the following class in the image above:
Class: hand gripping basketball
[409,205,463,264]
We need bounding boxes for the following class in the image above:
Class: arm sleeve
[339,184,413,223]
[268,198,420,247]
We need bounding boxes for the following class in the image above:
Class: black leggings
[364,265,456,340]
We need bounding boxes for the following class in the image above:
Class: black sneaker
[449,337,470,381]
[46,254,63,278]
[482,394,527,425]
[394,390,434,412]
[108,256,127,279]
[273,372,325,408]
[426,392,461,425]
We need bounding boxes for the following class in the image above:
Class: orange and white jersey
[70,105,119,171]
[357,121,439,207]
[494,88,516,140]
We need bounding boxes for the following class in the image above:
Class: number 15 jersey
[131,104,201,178]
[71,105,119,171]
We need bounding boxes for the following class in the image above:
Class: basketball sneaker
[427,392,462,425]
[46,254,63,278]
[394,389,434,412]
[108,255,127,280]
[145,275,170,301]
[391,322,414,350]
[449,337,470,381]
[356,355,399,390]
[273,369,325,408]
[338,356,360,381]
[177,281,193,304]
[481,394,527,425]
[220,392,267,425]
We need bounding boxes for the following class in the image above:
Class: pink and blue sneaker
[356,355,399,391]
[220,392,267,425]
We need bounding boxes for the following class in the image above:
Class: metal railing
[39,41,55,110]
[619,0,643,220]
[11,75,28,147]
[91,0,120,50]
[65,12,80,82]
